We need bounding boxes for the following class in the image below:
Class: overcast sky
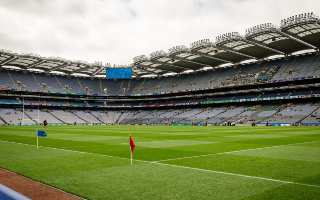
[0,0,319,65]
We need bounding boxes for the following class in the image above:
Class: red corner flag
[129,136,135,165]
[129,136,135,153]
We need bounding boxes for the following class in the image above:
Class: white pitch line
[153,140,319,163]
[154,162,320,189]
[0,139,320,189]
[0,139,134,162]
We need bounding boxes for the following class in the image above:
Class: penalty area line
[0,139,320,189]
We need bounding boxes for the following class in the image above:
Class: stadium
[0,4,320,200]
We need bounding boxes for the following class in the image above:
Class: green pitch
[0,125,319,200]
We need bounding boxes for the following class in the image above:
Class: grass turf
[0,125,319,199]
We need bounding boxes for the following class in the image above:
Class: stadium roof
[133,12,320,77]
[0,50,110,77]
[0,12,319,78]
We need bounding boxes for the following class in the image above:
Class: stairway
[115,113,122,124]
[89,112,104,124]
[257,105,286,124]
[48,111,65,124]
[297,105,320,124]
[0,115,7,124]
[24,111,38,124]
[72,111,89,123]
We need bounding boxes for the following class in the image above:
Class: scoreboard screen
[106,67,132,79]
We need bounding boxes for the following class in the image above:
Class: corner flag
[129,136,135,165]
[36,130,47,149]
[37,130,47,137]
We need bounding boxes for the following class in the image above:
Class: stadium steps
[108,111,121,124]
[175,109,204,123]
[240,107,265,124]
[89,112,104,124]
[115,112,125,124]
[104,111,120,124]
[222,109,247,124]
[192,109,207,118]
[0,115,8,124]
[257,105,287,123]
[47,111,66,124]
[206,109,228,123]
[297,105,320,123]
[232,106,269,124]
[156,110,176,124]
[167,110,188,123]
[71,111,90,123]
[23,112,38,124]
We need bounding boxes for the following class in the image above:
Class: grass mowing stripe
[153,140,319,162]
[1,139,319,190]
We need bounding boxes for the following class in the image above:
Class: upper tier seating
[0,54,319,96]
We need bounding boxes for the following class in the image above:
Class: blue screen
[106,68,133,79]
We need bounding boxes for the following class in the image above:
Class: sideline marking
[0,139,320,189]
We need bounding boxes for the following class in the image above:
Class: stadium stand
[302,105,320,124]
[261,104,319,125]
[49,110,85,124]
[0,54,319,96]
[1,12,320,126]
[26,109,62,124]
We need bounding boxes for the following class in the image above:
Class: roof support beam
[136,65,164,75]
[191,51,232,64]
[93,66,106,76]
[69,64,92,75]
[281,31,318,50]
[49,62,69,72]
[26,59,47,69]
[150,59,192,71]
[245,39,285,55]
[0,56,18,66]
[219,46,256,59]
[169,55,210,68]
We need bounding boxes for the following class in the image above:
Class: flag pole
[130,151,133,165]
[36,135,39,149]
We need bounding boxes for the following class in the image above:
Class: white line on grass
[155,162,320,189]
[0,139,131,162]
[153,141,319,163]
[0,139,320,189]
